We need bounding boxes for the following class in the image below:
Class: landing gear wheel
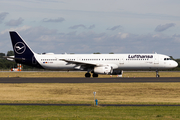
[156,70,160,78]
[93,73,98,77]
[156,74,160,78]
[85,73,91,78]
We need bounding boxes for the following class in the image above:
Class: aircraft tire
[85,73,91,78]
[93,73,98,77]
[156,74,160,78]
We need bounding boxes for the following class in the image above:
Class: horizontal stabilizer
[3,56,25,61]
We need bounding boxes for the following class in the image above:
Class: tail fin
[9,31,34,58]
[9,31,41,68]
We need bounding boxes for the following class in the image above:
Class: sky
[0,0,180,58]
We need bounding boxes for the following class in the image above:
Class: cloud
[1,25,31,35]
[69,24,95,30]
[0,12,8,23]
[43,17,65,23]
[107,25,123,31]
[117,32,129,39]
[88,24,95,29]
[69,24,86,29]
[36,0,63,3]
[1,26,180,58]
[173,34,180,38]
[37,0,57,2]
[172,34,180,43]
[5,17,24,26]
[21,26,58,39]
[155,23,176,32]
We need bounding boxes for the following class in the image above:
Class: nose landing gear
[156,70,160,78]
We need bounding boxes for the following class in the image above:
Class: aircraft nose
[173,61,178,68]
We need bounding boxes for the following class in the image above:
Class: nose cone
[172,61,178,68]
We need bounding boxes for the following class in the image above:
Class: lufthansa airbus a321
[5,31,178,78]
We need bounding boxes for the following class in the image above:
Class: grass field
[0,83,180,104]
[0,71,180,77]
[0,106,180,119]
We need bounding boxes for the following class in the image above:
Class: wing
[60,59,118,69]
[60,59,104,66]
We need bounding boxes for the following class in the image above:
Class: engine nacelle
[94,66,112,74]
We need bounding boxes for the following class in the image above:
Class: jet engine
[94,66,113,74]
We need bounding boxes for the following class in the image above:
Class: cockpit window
[164,58,172,60]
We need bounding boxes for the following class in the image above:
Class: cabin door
[154,54,159,64]
[120,57,124,65]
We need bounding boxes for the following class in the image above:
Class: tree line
[0,51,179,71]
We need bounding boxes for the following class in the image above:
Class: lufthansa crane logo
[14,42,26,54]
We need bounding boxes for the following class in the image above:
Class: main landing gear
[156,70,160,78]
[85,73,98,78]
[85,73,91,77]
[93,73,98,77]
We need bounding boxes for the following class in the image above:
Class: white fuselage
[34,53,178,71]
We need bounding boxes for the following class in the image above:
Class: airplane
[5,31,178,78]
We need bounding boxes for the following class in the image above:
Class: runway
[0,77,180,83]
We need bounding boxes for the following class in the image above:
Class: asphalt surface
[1,77,180,106]
[0,77,180,83]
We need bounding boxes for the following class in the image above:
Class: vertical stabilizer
[9,31,42,68]
[9,31,34,58]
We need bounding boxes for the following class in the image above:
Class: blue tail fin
[9,31,42,68]
[10,31,34,58]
